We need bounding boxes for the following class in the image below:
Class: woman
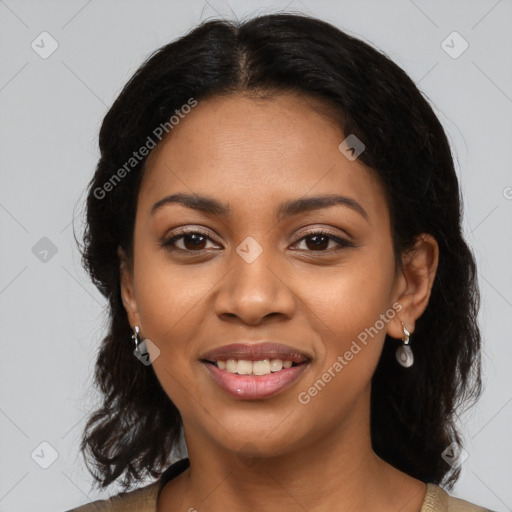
[67,13,494,512]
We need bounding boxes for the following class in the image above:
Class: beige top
[65,460,495,512]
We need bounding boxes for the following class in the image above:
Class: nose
[213,244,296,326]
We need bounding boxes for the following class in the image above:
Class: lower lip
[203,362,308,400]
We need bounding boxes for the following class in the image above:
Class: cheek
[130,247,220,409]
[307,257,396,345]
[132,232,215,342]
[297,251,397,403]
[294,275,393,420]
[133,265,209,353]
[132,265,203,414]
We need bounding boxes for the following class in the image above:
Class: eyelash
[160,228,353,255]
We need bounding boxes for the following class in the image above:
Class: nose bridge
[214,235,295,324]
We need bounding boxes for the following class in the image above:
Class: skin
[119,92,439,512]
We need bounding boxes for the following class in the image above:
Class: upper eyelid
[164,225,350,238]
[163,226,220,243]
[294,226,352,240]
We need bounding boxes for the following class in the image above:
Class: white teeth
[226,359,237,372]
[237,360,253,375]
[215,358,295,375]
[270,359,283,372]
[253,359,271,375]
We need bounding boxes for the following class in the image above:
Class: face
[120,92,411,460]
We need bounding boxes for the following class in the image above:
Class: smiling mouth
[200,342,311,399]
[204,358,304,376]
[202,359,309,400]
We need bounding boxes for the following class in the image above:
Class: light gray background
[1,1,511,511]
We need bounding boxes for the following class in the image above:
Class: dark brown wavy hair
[78,12,482,491]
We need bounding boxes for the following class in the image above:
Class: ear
[386,233,439,339]
[118,245,142,329]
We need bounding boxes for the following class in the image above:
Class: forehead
[138,93,387,223]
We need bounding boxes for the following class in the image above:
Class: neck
[158,391,426,512]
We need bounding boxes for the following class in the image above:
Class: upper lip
[201,342,311,363]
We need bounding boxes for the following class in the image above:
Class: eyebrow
[151,192,368,221]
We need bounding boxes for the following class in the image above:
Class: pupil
[185,234,206,250]
[308,235,328,250]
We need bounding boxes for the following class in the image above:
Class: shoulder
[63,481,160,512]
[422,483,496,512]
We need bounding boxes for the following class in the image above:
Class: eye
[160,229,221,252]
[292,229,353,253]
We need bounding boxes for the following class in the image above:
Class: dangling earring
[396,321,414,367]
[132,325,143,357]
[131,325,160,365]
